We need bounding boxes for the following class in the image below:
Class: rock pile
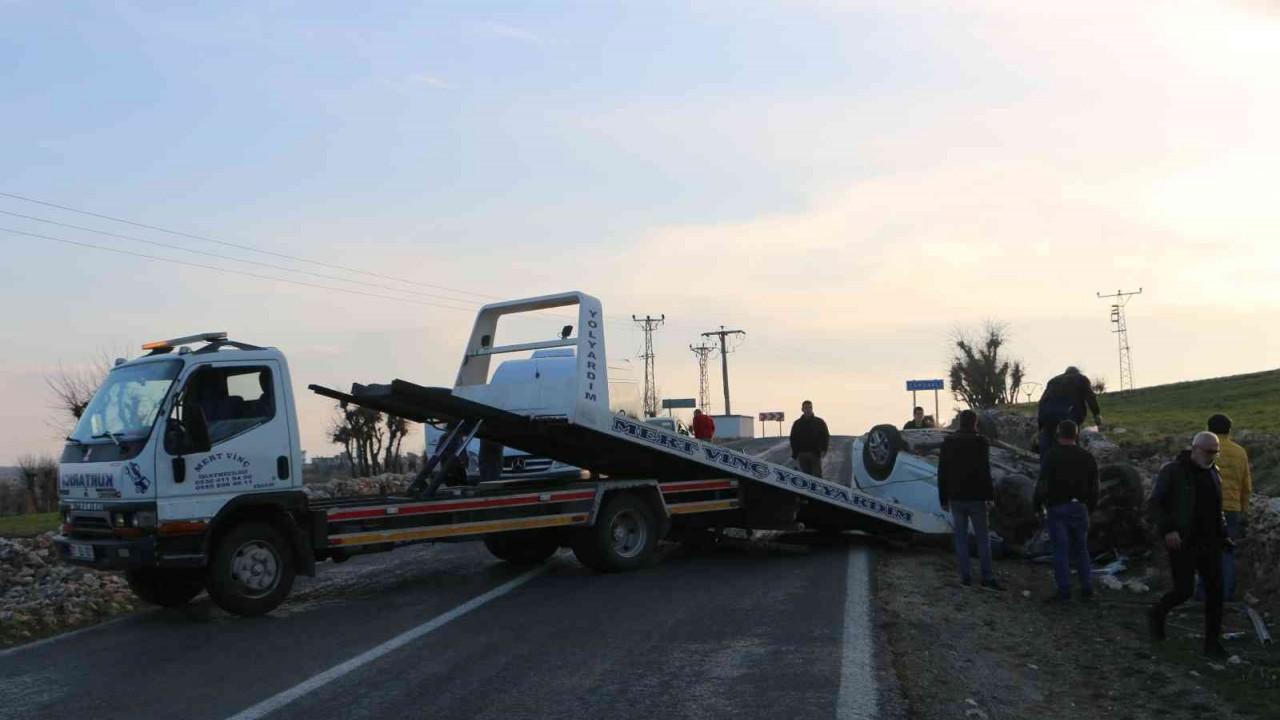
[303,473,415,499]
[1240,495,1280,607]
[0,532,136,646]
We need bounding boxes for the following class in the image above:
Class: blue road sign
[906,379,945,392]
[661,398,698,409]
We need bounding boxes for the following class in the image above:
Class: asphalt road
[0,535,887,720]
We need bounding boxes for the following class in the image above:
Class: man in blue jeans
[938,410,1003,590]
[1034,420,1100,601]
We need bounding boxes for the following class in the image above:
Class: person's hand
[1094,415,1104,432]
[1164,531,1182,550]
[986,500,995,510]
[1224,537,1238,551]
[940,502,949,512]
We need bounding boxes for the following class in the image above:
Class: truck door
[157,360,294,519]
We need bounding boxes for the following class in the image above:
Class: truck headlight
[113,512,126,527]
[133,511,157,528]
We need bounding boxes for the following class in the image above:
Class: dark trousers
[950,500,994,583]
[1152,542,1223,644]
[796,451,823,478]
[1047,502,1092,598]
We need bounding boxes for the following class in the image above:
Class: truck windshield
[69,360,182,443]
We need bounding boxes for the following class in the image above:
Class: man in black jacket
[1146,431,1230,658]
[938,410,1002,590]
[1037,367,1102,469]
[1034,420,1099,601]
[789,400,829,478]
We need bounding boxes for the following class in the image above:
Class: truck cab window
[180,367,275,446]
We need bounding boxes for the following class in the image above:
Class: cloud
[408,73,452,89]
[474,21,543,45]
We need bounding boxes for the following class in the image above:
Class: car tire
[125,567,204,608]
[206,521,295,617]
[483,530,559,565]
[572,493,659,572]
[863,424,905,481]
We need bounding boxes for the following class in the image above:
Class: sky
[3,0,1279,463]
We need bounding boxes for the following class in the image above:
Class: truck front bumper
[54,534,158,570]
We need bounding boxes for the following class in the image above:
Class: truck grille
[501,456,555,475]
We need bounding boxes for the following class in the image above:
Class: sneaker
[1146,607,1167,642]
[980,579,1005,592]
[1204,641,1229,660]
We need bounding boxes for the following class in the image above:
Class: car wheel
[862,424,904,481]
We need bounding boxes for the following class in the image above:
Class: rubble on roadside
[303,473,415,499]
[0,533,136,646]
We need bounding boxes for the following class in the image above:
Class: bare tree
[17,454,58,514]
[1091,377,1107,395]
[46,348,129,429]
[948,323,1026,409]
[329,403,412,478]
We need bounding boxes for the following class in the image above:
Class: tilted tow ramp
[312,291,949,537]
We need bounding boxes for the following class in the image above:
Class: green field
[1014,368,1280,495]
[0,511,60,538]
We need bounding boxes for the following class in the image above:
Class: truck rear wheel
[125,567,204,608]
[206,521,296,617]
[483,530,559,565]
[573,493,658,572]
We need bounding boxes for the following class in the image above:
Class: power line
[632,314,664,417]
[0,191,494,302]
[689,342,715,412]
[700,326,746,415]
[0,209,477,306]
[1097,288,1142,391]
[1,226,480,313]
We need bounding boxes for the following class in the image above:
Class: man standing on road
[903,406,926,430]
[1205,413,1251,601]
[1147,431,1232,659]
[938,410,1003,590]
[1034,420,1099,602]
[692,408,716,441]
[789,400,829,478]
[1036,367,1102,469]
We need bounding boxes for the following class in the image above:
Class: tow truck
[54,292,948,616]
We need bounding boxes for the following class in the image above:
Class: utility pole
[700,326,746,415]
[632,314,664,417]
[689,342,715,412]
[1096,288,1142,391]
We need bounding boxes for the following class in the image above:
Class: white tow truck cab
[57,291,945,618]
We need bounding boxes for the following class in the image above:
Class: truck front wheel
[573,493,659,572]
[206,521,296,617]
[125,568,204,608]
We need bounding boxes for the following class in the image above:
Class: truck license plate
[69,543,94,561]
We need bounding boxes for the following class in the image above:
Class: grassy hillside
[1014,368,1280,495]
[1096,368,1280,443]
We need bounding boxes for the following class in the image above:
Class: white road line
[836,546,878,720]
[224,566,547,720]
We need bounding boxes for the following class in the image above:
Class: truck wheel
[483,530,559,565]
[572,493,659,572]
[125,568,204,608]
[206,521,295,617]
[862,424,904,481]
